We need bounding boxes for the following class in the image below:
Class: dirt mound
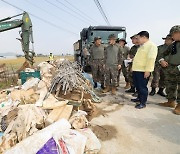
[90,124,117,141]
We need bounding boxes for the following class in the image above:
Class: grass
[0,56,74,71]
[0,55,74,90]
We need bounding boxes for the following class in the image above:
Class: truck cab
[74,26,126,71]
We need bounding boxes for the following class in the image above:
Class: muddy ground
[90,79,180,154]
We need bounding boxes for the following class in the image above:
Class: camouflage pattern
[162,42,180,65]
[169,25,180,35]
[161,40,180,103]
[89,44,105,85]
[164,65,180,103]
[150,44,168,88]
[91,59,104,85]
[128,45,139,59]
[151,65,165,88]
[117,61,129,84]
[104,43,122,87]
[155,44,169,65]
[127,45,139,86]
[121,46,130,60]
[104,44,122,66]
[105,65,118,86]
[127,62,134,86]
[117,46,130,83]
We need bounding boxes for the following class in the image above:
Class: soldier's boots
[101,84,105,90]
[125,87,135,93]
[94,82,98,89]
[173,104,180,115]
[102,86,110,93]
[157,88,166,97]
[112,87,117,95]
[159,101,176,108]
[132,91,138,97]
[149,88,156,96]
[124,82,131,89]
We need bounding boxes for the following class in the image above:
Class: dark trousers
[133,71,149,105]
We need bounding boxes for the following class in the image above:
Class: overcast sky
[0,0,179,55]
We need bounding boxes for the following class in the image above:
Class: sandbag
[5,119,71,154]
[78,128,101,154]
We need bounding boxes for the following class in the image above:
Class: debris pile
[0,63,17,89]
[0,59,101,154]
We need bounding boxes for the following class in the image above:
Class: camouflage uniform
[150,44,168,88]
[104,44,122,86]
[117,46,130,83]
[90,44,105,85]
[127,45,139,87]
[161,41,180,104]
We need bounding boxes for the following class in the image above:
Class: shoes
[125,87,135,93]
[131,98,140,103]
[157,88,166,97]
[124,82,131,89]
[173,104,180,115]
[149,88,156,96]
[132,91,138,97]
[101,84,105,90]
[159,101,176,108]
[112,86,117,95]
[102,86,110,93]
[94,82,97,89]
[135,103,146,109]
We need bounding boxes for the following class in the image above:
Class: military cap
[162,34,173,40]
[117,38,127,44]
[108,34,116,40]
[130,34,138,39]
[94,36,101,42]
[169,25,180,35]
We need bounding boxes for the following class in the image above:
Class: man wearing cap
[125,34,140,94]
[149,35,173,96]
[90,36,105,89]
[159,25,180,115]
[103,34,123,95]
[117,38,130,89]
[132,31,157,109]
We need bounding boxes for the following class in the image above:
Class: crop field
[0,56,74,89]
[0,56,74,71]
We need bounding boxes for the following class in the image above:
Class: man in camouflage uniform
[117,38,130,89]
[149,35,173,97]
[90,36,105,89]
[125,34,140,94]
[103,34,123,95]
[159,25,180,115]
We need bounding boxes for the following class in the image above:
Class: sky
[0,0,179,55]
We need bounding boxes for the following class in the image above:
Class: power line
[94,0,110,25]
[94,0,110,26]
[63,0,99,24]
[44,0,91,25]
[25,0,79,29]
[55,0,94,24]
[1,0,78,36]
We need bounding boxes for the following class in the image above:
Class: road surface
[91,79,180,154]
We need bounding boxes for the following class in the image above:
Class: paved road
[91,80,180,154]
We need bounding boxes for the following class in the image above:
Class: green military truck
[74,26,126,71]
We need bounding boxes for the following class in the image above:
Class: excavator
[0,12,35,66]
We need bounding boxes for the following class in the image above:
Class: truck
[74,26,126,71]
